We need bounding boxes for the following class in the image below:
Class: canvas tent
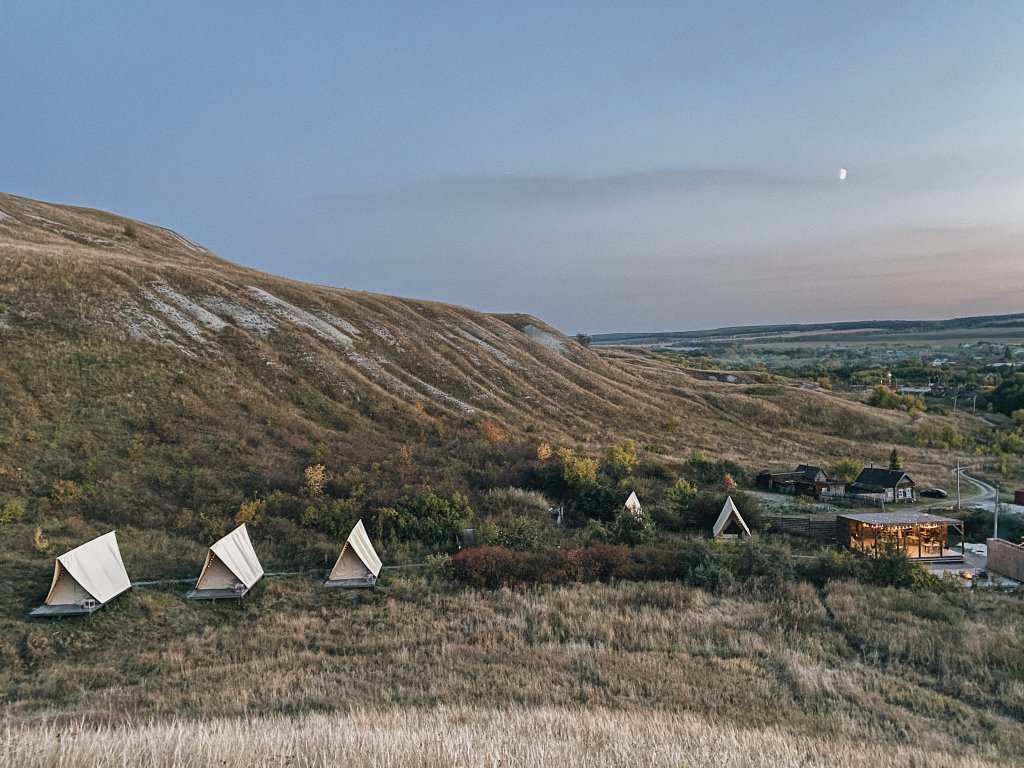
[325,519,382,588]
[712,496,751,539]
[623,491,642,514]
[31,531,131,617]
[187,524,264,599]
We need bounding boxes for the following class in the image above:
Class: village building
[837,511,964,562]
[30,531,132,617]
[756,464,845,499]
[187,524,264,599]
[325,520,383,588]
[847,467,917,503]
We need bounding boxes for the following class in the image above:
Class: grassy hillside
[0,191,970,545]
[2,192,1017,766]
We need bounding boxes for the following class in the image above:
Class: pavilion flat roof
[837,511,960,526]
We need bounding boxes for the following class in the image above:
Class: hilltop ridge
[0,191,934,529]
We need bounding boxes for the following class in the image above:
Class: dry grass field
[2,574,1023,766]
[2,706,1002,768]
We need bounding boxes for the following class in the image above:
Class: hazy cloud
[328,166,829,209]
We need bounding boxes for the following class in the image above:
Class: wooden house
[848,467,916,503]
[755,464,845,499]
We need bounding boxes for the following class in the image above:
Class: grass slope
[2,574,1022,766]
[0,190,964,529]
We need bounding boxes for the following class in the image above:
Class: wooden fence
[765,514,838,541]
[987,538,1024,582]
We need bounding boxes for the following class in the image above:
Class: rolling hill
[0,190,935,535]
[2,193,1021,768]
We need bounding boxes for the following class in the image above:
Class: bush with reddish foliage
[452,544,679,588]
[451,547,525,588]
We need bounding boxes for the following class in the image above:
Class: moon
[839,168,848,180]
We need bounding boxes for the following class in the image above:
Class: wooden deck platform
[29,602,102,617]
[324,576,377,588]
[186,587,250,600]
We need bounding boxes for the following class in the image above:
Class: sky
[2,2,1022,334]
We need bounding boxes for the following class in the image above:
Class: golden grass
[2,575,1022,764]
[1,706,1001,768]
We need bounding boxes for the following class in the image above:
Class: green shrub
[384,492,473,545]
[867,385,925,414]
[0,498,26,524]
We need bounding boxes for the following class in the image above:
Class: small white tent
[623,491,642,514]
[712,496,751,539]
[187,524,264,599]
[31,531,131,616]
[325,520,382,588]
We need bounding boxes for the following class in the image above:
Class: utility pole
[994,482,1000,541]
[973,394,977,415]
[956,459,961,509]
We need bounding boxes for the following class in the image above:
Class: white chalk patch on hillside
[369,324,404,350]
[153,285,228,331]
[522,324,568,354]
[146,295,208,344]
[438,320,519,368]
[416,381,476,414]
[115,299,195,355]
[200,296,277,336]
[320,312,361,338]
[0,208,15,225]
[349,351,475,414]
[23,214,116,247]
[347,353,425,404]
[247,287,354,346]
[160,228,204,254]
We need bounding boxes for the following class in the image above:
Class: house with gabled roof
[848,467,916,503]
[755,464,845,499]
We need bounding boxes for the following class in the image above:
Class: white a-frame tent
[623,491,642,514]
[325,520,382,588]
[31,531,131,617]
[187,524,264,599]
[712,496,751,539]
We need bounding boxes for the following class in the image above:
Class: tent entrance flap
[329,547,373,581]
[45,563,95,606]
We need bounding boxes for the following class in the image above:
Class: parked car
[920,487,948,499]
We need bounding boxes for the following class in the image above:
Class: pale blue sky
[2,2,1022,333]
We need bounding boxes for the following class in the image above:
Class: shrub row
[451,542,736,590]
[452,540,954,594]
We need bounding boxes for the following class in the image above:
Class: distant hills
[591,314,1024,347]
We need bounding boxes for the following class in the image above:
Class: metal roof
[837,511,960,526]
